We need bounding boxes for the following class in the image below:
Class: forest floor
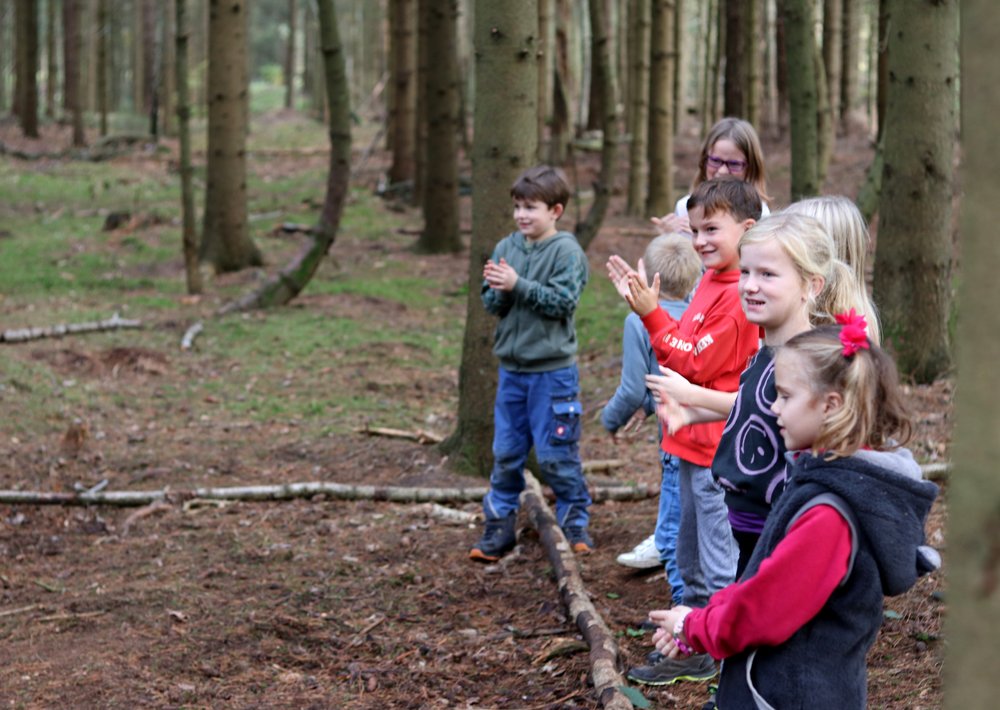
[0,106,952,710]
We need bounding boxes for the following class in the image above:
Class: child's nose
[716,163,731,176]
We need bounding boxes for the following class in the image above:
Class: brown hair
[780,325,912,459]
[644,233,702,299]
[694,117,770,206]
[511,165,571,209]
[687,175,763,224]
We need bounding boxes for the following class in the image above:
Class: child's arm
[481,247,516,317]
[654,506,852,660]
[602,314,659,437]
[510,245,588,319]
[646,367,737,419]
[642,302,748,385]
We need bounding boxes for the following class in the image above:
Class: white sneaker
[616,534,662,569]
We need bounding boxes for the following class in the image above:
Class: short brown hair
[511,165,571,209]
[687,175,762,223]
[644,234,702,299]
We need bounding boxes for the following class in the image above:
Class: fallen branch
[355,425,445,444]
[121,500,173,536]
[520,471,633,710]
[180,322,203,350]
[581,459,626,473]
[36,611,107,623]
[921,462,951,482]
[1,312,142,343]
[0,604,40,618]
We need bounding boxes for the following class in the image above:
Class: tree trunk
[176,0,202,295]
[549,0,574,165]
[626,0,649,215]
[302,0,313,96]
[744,0,761,127]
[710,0,723,123]
[86,0,96,110]
[671,0,682,134]
[411,0,429,207]
[575,0,619,250]
[537,0,554,161]
[782,0,817,200]
[838,0,859,125]
[388,0,416,183]
[199,0,262,272]
[853,135,882,224]
[142,0,154,112]
[871,0,955,382]
[947,2,1000,702]
[814,42,831,190]
[416,0,461,254]
[875,0,887,139]
[96,0,107,135]
[18,0,40,137]
[645,0,674,218]
[0,0,6,114]
[46,0,57,118]
[284,0,296,109]
[774,0,787,131]
[438,0,538,478]
[63,0,85,145]
[162,0,175,136]
[133,0,142,111]
[821,0,841,133]
[218,0,351,312]
[723,0,744,117]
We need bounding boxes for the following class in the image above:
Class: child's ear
[742,218,757,232]
[551,203,564,220]
[823,390,844,416]
[807,275,825,300]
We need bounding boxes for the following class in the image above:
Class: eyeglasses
[706,155,748,173]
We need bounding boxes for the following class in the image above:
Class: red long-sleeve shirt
[640,268,759,466]
[683,506,852,658]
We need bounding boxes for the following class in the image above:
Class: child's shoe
[563,526,594,553]
[616,534,661,569]
[469,513,517,562]
[627,652,717,686]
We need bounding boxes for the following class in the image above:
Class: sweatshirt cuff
[640,305,672,334]
[512,277,533,299]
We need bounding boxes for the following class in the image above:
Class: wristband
[672,611,693,656]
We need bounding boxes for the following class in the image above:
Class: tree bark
[17,0,40,137]
[217,0,350,311]
[142,0,155,112]
[871,0,955,382]
[549,0,574,166]
[575,0,619,251]
[199,0,262,272]
[947,1,1000,702]
[710,0,723,123]
[821,0,841,132]
[438,0,538,478]
[645,0,675,218]
[838,0,859,125]
[854,136,882,225]
[875,0,887,139]
[133,0,142,111]
[783,0,818,200]
[284,0,296,109]
[96,0,106,135]
[411,0,429,206]
[723,0,744,118]
[537,0,554,162]
[46,0,57,118]
[814,42,831,190]
[162,0,176,136]
[774,0,787,131]
[416,0,461,254]
[626,0,650,216]
[744,0,761,127]
[176,0,202,295]
[672,0,682,134]
[0,0,6,114]
[63,0,84,144]
[86,0,96,110]
[389,0,416,183]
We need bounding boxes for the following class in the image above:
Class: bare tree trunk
[626,0,650,215]
[142,0,154,112]
[86,0,96,110]
[744,0,761,127]
[575,0,620,250]
[838,0,859,125]
[783,0,817,200]
[711,0,723,123]
[199,0,262,272]
[814,42,831,190]
[285,0,296,108]
[97,0,107,135]
[438,0,538,477]
[63,0,85,144]
[700,0,717,136]
[133,0,142,111]
[0,0,6,114]
[723,0,744,117]
[162,0,175,135]
[875,0,887,139]
[46,0,57,117]
[854,135,882,224]
[672,0,682,133]
[176,0,201,295]
[537,0,554,162]
[646,0,675,218]
[17,0,40,136]
[948,2,1000,702]
[549,0,574,165]
[218,0,351,312]
[416,0,461,254]
[821,0,841,133]
[872,0,955,382]
[389,0,416,183]
[302,0,313,96]
[774,0,787,131]
[411,0,428,207]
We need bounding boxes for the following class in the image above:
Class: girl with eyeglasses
[653,117,772,236]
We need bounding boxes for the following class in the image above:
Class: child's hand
[625,262,659,317]
[646,367,696,406]
[651,213,691,235]
[484,258,518,292]
[650,606,693,659]
[655,392,690,437]
[606,255,638,301]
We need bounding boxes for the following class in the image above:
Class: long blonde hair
[784,196,881,344]
[739,213,860,327]
[694,117,770,206]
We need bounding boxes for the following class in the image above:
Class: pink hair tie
[835,309,870,357]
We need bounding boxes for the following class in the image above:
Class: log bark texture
[1,313,141,343]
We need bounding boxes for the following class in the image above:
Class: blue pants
[483,365,592,529]
[655,451,685,605]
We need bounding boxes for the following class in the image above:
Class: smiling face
[771,349,837,452]
[513,198,563,242]
[689,205,752,272]
[739,239,820,345]
[705,138,749,180]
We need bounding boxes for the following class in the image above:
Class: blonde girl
[648,320,938,710]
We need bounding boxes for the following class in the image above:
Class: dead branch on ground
[1,312,142,343]
[180,322,204,350]
[355,424,445,444]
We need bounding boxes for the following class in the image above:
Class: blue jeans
[483,365,592,529]
[655,451,684,605]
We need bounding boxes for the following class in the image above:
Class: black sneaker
[627,652,717,686]
[469,513,517,562]
[563,526,594,553]
[646,649,664,664]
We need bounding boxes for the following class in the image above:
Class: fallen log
[581,459,626,472]
[1,312,142,343]
[520,470,634,710]
[354,424,445,444]
[921,462,950,482]
[180,322,204,350]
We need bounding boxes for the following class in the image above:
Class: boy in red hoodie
[607,176,761,685]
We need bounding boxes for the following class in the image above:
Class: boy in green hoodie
[469,166,592,562]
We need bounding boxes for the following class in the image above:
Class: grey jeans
[676,459,738,608]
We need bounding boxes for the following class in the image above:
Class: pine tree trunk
[744,0,761,127]
[646,0,675,218]
[133,0,143,111]
[416,0,461,254]
[63,0,84,144]
[537,0,554,161]
[142,0,154,112]
[871,0,955,382]
[162,0,175,135]
[549,0,574,165]
[199,0,263,272]
[18,0,40,137]
[574,0,619,250]
[302,1,313,96]
[439,0,538,478]
[948,2,1000,701]
[710,0,723,123]
[814,42,831,190]
[672,0,682,134]
[0,0,7,114]
[626,0,650,216]
[875,0,887,139]
[782,0,817,200]
[388,0,416,183]
[774,0,787,131]
[723,0,744,117]
[46,0,57,118]
[97,0,107,135]
[176,0,202,295]
[821,0,840,133]
[838,0,859,125]
[285,0,296,108]
[86,0,96,110]
[411,0,428,207]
